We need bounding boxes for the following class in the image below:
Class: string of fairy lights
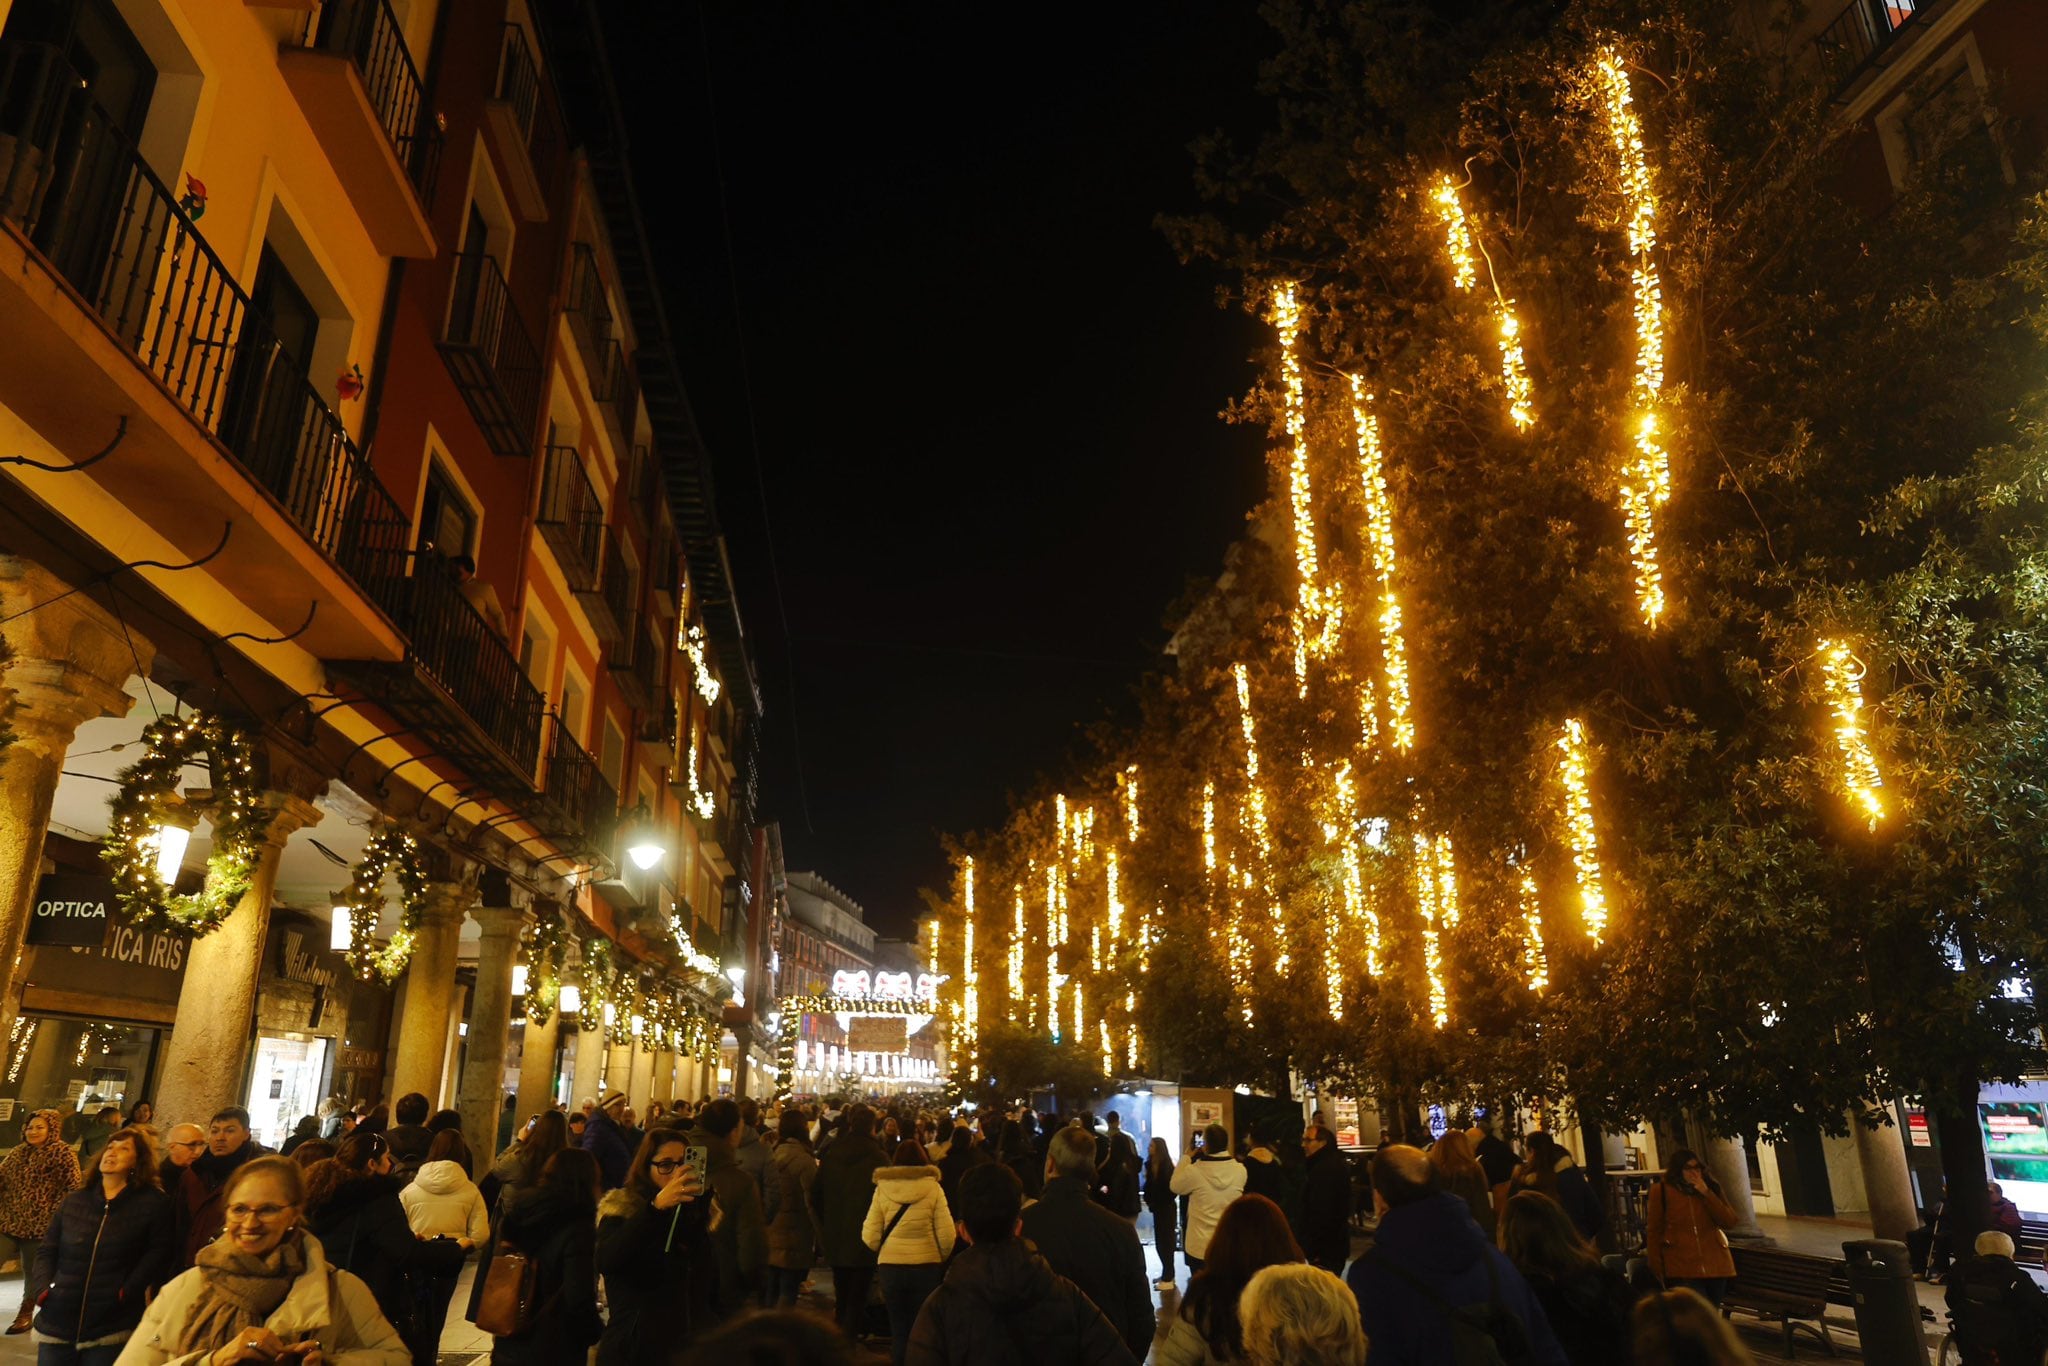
[919,43,1897,1094]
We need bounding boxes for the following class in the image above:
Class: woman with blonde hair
[1238,1262,1367,1366]
[1428,1130,1495,1239]
[1632,1287,1757,1365]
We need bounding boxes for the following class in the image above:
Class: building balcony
[536,443,604,591]
[534,713,618,852]
[0,38,410,664]
[1811,0,1946,101]
[483,22,554,223]
[438,249,542,457]
[279,0,439,257]
[608,614,662,715]
[327,557,548,798]
[635,696,678,766]
[578,531,630,645]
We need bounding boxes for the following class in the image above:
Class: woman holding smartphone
[595,1130,708,1365]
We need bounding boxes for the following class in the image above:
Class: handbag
[473,1237,537,1336]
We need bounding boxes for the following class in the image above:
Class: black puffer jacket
[303,1171,462,1334]
[595,1181,714,1363]
[31,1180,174,1344]
[905,1237,1137,1366]
[490,1183,603,1365]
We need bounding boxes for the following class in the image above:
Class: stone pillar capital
[0,560,152,745]
[0,656,138,759]
[419,882,477,927]
[254,792,326,850]
[471,902,531,941]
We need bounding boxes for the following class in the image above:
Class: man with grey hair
[1946,1225,2048,1364]
[1018,1123,1154,1359]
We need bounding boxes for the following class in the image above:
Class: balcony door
[222,245,321,495]
[448,203,490,342]
[0,0,158,296]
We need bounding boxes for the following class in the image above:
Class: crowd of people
[0,1090,2021,1363]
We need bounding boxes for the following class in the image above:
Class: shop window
[0,1015,159,1145]
[245,1034,330,1150]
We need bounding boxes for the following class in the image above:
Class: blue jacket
[1346,1191,1567,1366]
[582,1109,635,1191]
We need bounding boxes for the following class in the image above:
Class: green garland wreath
[522,902,568,1026]
[100,713,267,935]
[342,829,427,983]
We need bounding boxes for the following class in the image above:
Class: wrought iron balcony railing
[1811,0,1932,95]
[439,249,542,457]
[537,444,605,591]
[541,713,618,849]
[307,0,440,199]
[0,39,411,601]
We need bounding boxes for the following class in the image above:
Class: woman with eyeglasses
[302,1131,465,1365]
[485,1147,604,1366]
[1646,1148,1739,1306]
[595,1129,710,1364]
[32,1126,173,1365]
[0,1110,81,1335]
[113,1155,407,1364]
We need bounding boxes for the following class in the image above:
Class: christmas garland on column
[342,829,427,983]
[522,902,567,1026]
[101,713,267,935]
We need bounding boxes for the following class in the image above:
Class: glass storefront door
[244,1035,331,1150]
[0,1015,160,1146]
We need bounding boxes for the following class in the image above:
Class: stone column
[571,1019,606,1105]
[390,883,473,1105]
[650,1049,674,1107]
[1853,1101,1920,1243]
[603,1040,634,1100]
[0,558,148,1041]
[513,1007,559,1124]
[1701,1133,1766,1242]
[629,1042,654,1111]
[458,903,527,1150]
[154,792,323,1125]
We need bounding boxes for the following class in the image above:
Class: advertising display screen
[1980,1102,2048,1213]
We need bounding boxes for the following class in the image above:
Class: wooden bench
[1725,1246,1840,1358]
[2018,1218,2048,1265]
[1824,1264,1935,1324]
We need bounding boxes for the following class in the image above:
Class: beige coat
[861,1164,955,1266]
[112,1232,408,1366]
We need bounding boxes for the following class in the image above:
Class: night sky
[604,5,1276,937]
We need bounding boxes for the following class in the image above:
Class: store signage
[1907,1110,1932,1147]
[28,874,119,946]
[845,1016,907,1055]
[276,928,340,990]
[337,1047,383,1072]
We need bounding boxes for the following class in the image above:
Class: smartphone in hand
[684,1144,709,1188]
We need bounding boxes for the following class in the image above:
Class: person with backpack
[1345,1143,1568,1366]
[863,1141,954,1366]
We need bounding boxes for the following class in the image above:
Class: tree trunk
[1933,1090,1990,1252]
[1580,1113,1619,1253]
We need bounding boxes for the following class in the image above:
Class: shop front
[242,910,373,1148]
[8,870,188,1142]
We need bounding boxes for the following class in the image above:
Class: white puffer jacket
[861,1164,955,1266]
[398,1160,488,1243]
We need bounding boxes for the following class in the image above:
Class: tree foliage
[930,0,2048,1190]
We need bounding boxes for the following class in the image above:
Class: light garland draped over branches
[1232,663,1287,970]
[1429,177,1535,430]
[1274,284,1343,693]
[1819,639,1887,829]
[1594,45,1674,627]
[1520,875,1550,992]
[1349,380,1416,752]
[1556,718,1610,944]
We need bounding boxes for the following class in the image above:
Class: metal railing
[543,713,617,845]
[308,0,440,199]
[391,559,547,774]
[567,242,616,384]
[1812,0,1928,92]
[599,532,635,632]
[0,39,411,603]
[441,249,541,456]
[494,23,540,146]
[537,444,605,588]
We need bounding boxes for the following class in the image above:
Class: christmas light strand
[1120,765,1140,843]
[1349,379,1416,751]
[962,857,979,1080]
[1334,763,1381,976]
[1232,664,1287,969]
[1520,875,1550,992]
[1009,883,1025,1021]
[1411,831,1450,1028]
[1556,718,1610,944]
[1820,639,1886,829]
[1274,284,1342,692]
[1595,47,1672,626]
[1430,177,1534,430]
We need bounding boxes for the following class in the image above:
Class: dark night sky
[603,5,1276,937]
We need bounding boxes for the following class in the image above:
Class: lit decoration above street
[1411,831,1450,1028]
[1556,718,1610,944]
[1106,845,1124,948]
[1202,780,1217,875]
[1595,45,1672,626]
[1232,663,1286,969]
[1520,875,1550,992]
[1434,833,1460,929]
[1008,882,1025,1019]
[683,623,723,704]
[1333,763,1381,977]
[1120,764,1140,842]
[1274,283,1343,692]
[962,857,979,1081]
[1429,177,1534,430]
[1349,379,1415,751]
[1820,639,1887,829]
